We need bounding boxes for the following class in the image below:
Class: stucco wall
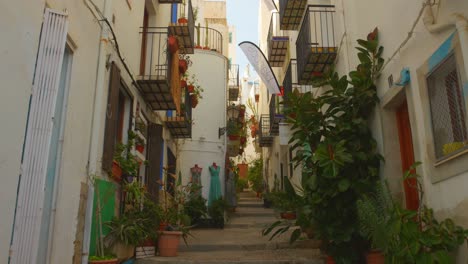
[178,50,228,200]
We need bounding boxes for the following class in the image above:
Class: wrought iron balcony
[169,0,195,54]
[268,12,289,67]
[138,27,178,110]
[228,64,239,101]
[283,59,313,99]
[279,0,307,30]
[269,95,284,136]
[296,5,337,84]
[165,89,192,138]
[194,25,223,53]
[259,115,274,147]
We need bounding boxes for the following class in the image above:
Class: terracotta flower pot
[312,71,323,77]
[251,129,257,138]
[159,222,169,231]
[280,212,297,220]
[195,45,203,49]
[203,46,210,50]
[158,231,183,257]
[228,135,240,141]
[89,259,119,264]
[180,79,187,88]
[136,144,144,153]
[111,161,122,182]
[327,256,336,264]
[366,250,385,264]
[167,36,179,54]
[255,94,259,102]
[179,60,188,75]
[177,17,188,24]
[187,85,195,93]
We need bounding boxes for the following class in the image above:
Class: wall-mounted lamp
[219,104,241,138]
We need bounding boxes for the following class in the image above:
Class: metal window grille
[427,54,467,159]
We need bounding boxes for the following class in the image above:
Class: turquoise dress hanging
[208,165,222,207]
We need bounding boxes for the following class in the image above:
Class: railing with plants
[296,5,336,84]
[139,27,171,80]
[171,0,195,54]
[194,24,223,53]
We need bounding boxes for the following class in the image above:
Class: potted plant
[168,35,179,54]
[177,0,188,24]
[208,197,228,228]
[247,158,264,197]
[226,120,240,140]
[113,131,142,183]
[178,54,192,75]
[183,183,207,225]
[135,135,145,154]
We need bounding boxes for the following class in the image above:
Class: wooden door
[396,101,419,210]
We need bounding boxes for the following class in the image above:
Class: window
[229,32,232,43]
[427,53,467,159]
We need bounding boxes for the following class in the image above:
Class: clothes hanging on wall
[208,164,222,207]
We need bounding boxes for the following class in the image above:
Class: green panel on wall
[89,179,117,256]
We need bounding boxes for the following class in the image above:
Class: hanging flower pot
[168,36,179,54]
[240,136,246,145]
[251,129,257,138]
[111,160,122,182]
[136,144,145,154]
[180,79,187,88]
[228,135,240,141]
[190,94,199,108]
[255,94,260,102]
[179,59,188,75]
[187,84,195,93]
[178,17,188,24]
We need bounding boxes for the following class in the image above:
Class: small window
[427,53,467,159]
[229,32,232,43]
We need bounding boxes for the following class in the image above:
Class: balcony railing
[195,26,223,54]
[259,115,274,147]
[268,12,289,67]
[279,0,307,30]
[296,5,337,84]
[138,27,178,110]
[165,89,192,138]
[283,59,313,101]
[169,0,195,54]
[228,64,239,101]
[269,95,284,136]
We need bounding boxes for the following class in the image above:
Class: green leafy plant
[114,131,143,179]
[183,183,207,224]
[104,212,152,247]
[208,197,229,228]
[283,28,384,262]
[226,120,241,136]
[236,177,248,193]
[247,158,264,194]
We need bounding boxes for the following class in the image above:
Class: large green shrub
[247,158,264,193]
[284,28,384,262]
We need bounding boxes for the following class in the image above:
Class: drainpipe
[81,0,112,263]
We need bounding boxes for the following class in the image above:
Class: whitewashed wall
[178,50,228,200]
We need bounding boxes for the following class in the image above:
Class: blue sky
[227,0,259,78]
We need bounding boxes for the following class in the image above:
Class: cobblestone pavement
[137,191,324,264]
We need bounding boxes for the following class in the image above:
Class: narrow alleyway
[138,191,323,264]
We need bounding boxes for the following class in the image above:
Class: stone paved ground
[137,191,324,264]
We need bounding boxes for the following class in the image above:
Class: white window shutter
[10,8,68,264]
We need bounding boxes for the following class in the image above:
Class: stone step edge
[136,259,325,264]
[179,240,323,252]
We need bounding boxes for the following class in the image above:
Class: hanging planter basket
[180,79,187,88]
[168,36,179,54]
[179,60,188,75]
[190,94,199,108]
[187,84,195,93]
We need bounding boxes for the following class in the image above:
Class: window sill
[434,147,468,167]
